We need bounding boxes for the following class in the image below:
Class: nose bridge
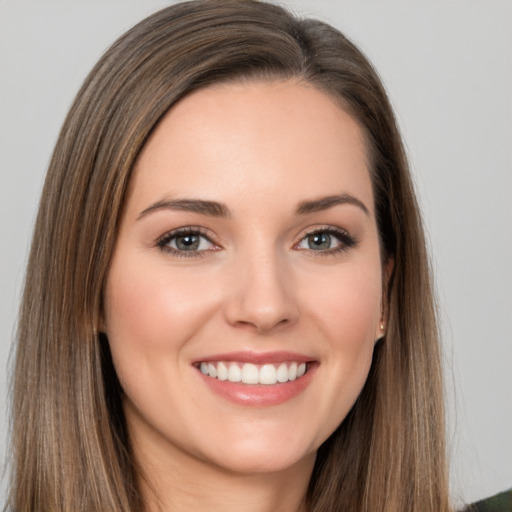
[224,241,297,333]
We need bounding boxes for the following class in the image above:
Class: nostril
[233,317,291,333]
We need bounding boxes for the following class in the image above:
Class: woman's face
[104,80,385,475]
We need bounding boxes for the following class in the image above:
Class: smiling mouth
[197,361,308,385]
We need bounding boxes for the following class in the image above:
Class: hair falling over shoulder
[7,1,452,510]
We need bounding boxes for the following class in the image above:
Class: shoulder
[462,489,512,512]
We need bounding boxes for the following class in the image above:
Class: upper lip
[192,351,315,365]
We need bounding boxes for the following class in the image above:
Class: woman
[6,1,492,510]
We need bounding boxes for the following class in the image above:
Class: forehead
[127,79,373,218]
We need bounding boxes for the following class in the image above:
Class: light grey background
[1,0,511,507]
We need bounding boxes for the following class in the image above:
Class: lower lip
[196,363,317,407]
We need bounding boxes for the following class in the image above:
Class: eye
[157,227,218,257]
[295,227,357,253]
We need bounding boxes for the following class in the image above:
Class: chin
[207,443,317,476]
[194,425,322,476]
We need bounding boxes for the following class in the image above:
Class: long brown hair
[8,1,450,510]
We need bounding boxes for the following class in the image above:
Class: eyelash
[156,226,217,259]
[294,226,358,256]
[156,225,357,258]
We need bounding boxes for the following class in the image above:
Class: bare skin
[104,79,385,511]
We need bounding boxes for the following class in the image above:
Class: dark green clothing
[464,489,512,511]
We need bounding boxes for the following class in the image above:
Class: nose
[223,249,299,334]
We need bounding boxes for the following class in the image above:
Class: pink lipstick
[193,351,317,406]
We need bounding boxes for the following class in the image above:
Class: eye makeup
[156,226,219,258]
[155,223,358,259]
[294,225,358,255]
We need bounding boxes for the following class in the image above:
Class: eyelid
[156,226,220,257]
[155,224,357,258]
[293,224,357,253]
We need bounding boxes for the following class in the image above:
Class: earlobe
[376,256,394,342]
[375,318,386,343]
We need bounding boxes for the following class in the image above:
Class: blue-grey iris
[176,234,200,251]
[308,233,331,250]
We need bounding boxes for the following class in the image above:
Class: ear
[376,256,394,341]
[382,255,394,306]
[94,306,107,335]
[96,319,107,335]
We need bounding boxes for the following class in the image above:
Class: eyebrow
[137,192,369,220]
[295,193,369,216]
[137,198,230,220]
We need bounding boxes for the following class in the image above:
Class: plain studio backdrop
[0,0,511,507]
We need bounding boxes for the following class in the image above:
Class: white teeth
[259,364,277,385]
[207,363,217,378]
[288,361,298,381]
[227,363,242,382]
[241,363,259,384]
[217,361,228,381]
[198,360,309,385]
[276,363,288,383]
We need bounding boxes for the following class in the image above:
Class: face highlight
[104,80,384,477]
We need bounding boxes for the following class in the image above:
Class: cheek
[103,253,222,419]
[297,261,381,428]
[302,261,382,346]
[105,254,218,352]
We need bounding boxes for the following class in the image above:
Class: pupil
[176,235,199,251]
[308,233,331,250]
